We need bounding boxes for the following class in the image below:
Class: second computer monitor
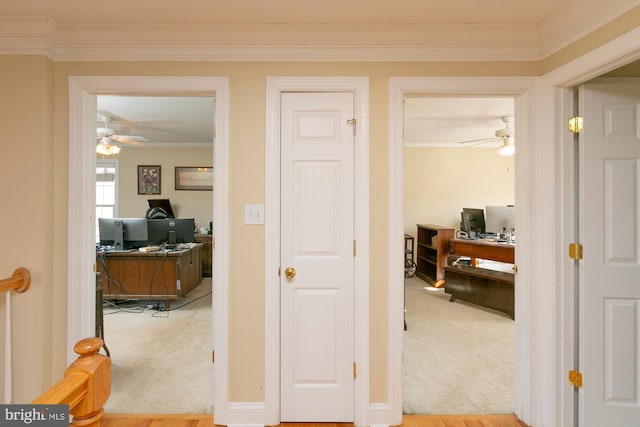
[147,218,195,246]
[461,207,485,235]
[98,217,149,250]
[485,205,515,234]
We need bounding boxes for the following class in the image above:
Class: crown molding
[0,19,543,61]
[0,4,636,62]
[538,0,640,58]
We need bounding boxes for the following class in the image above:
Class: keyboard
[139,245,161,253]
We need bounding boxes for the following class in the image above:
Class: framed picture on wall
[175,166,213,191]
[138,165,161,195]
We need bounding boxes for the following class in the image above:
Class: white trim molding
[369,403,391,427]
[2,1,639,62]
[265,76,370,426]
[67,75,229,416]
[225,402,267,427]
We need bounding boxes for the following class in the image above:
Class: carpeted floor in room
[101,275,514,415]
[403,275,515,414]
[102,278,213,414]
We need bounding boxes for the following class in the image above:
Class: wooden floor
[102,413,529,427]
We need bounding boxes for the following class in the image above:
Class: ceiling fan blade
[456,137,499,145]
[110,135,148,147]
[99,110,183,133]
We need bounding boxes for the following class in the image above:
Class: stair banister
[33,337,111,427]
[1,267,31,403]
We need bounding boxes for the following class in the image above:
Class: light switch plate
[244,204,265,225]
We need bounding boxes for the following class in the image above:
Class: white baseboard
[225,402,266,427]
[223,401,392,426]
[368,402,391,427]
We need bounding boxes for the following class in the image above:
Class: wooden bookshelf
[415,224,454,287]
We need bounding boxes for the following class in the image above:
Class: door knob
[284,267,296,280]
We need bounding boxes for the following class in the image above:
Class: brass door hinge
[353,240,356,257]
[347,118,357,136]
[569,243,583,260]
[212,350,215,364]
[568,116,583,134]
[569,370,582,388]
[353,362,357,379]
[512,265,518,275]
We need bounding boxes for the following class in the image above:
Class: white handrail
[4,292,11,403]
[0,268,31,404]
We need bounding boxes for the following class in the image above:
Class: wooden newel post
[66,337,111,427]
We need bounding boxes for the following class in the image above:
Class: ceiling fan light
[497,142,515,156]
[96,142,121,156]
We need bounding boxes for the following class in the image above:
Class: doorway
[95,94,215,413]
[402,96,516,414]
[387,76,537,423]
[67,76,229,413]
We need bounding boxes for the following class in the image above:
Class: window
[96,159,118,242]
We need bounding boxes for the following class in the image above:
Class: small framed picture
[138,165,161,195]
[175,166,213,191]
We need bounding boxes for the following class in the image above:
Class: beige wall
[404,147,515,234]
[0,55,56,402]
[109,147,214,229]
[0,12,635,405]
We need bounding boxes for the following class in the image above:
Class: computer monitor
[147,199,175,218]
[485,205,515,234]
[98,218,149,250]
[461,208,486,235]
[147,218,195,247]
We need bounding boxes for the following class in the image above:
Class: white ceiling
[0,0,574,25]
[404,97,514,147]
[97,96,215,148]
[97,94,512,149]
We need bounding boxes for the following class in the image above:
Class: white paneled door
[280,92,355,422]
[580,79,640,427]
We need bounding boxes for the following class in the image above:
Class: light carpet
[102,278,213,414]
[403,275,515,415]
[101,276,514,415]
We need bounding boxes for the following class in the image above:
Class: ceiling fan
[96,113,148,155]
[457,116,515,156]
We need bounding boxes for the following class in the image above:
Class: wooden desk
[448,238,514,264]
[445,238,515,318]
[97,244,202,307]
[194,234,213,277]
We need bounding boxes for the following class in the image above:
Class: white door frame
[67,75,229,415]
[542,28,640,427]
[264,77,369,426]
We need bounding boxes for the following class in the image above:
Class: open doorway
[94,95,215,413]
[67,76,230,416]
[401,96,516,414]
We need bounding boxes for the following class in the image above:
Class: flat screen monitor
[147,218,195,247]
[485,205,515,234]
[147,199,175,218]
[98,218,149,250]
[461,207,485,235]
